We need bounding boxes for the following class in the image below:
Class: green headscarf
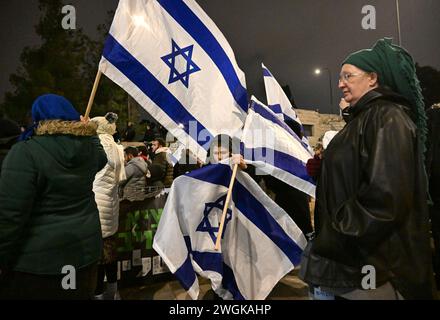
[342,38,427,152]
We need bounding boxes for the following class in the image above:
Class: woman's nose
[338,79,346,89]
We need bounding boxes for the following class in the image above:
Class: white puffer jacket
[93,134,126,238]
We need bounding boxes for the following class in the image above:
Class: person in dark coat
[299,38,434,300]
[142,122,155,143]
[426,103,440,289]
[0,94,107,299]
[113,127,121,143]
[122,122,136,142]
[148,138,174,187]
[0,118,20,173]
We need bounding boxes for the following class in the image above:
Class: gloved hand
[306,155,322,182]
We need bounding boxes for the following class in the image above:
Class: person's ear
[369,72,379,87]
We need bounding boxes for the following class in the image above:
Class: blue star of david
[196,195,232,244]
[161,39,201,88]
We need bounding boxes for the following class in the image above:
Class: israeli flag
[99,0,248,162]
[169,142,186,167]
[242,96,315,198]
[153,163,307,300]
[262,63,312,152]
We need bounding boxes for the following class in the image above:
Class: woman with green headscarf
[299,38,434,299]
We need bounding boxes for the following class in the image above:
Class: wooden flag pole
[215,162,239,251]
[84,70,103,119]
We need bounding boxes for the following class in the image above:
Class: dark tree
[0,2,127,124]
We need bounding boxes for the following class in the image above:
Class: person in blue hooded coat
[0,94,107,299]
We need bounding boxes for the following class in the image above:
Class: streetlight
[314,67,334,114]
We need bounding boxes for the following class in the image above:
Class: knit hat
[19,94,80,141]
[91,112,118,135]
[342,38,427,151]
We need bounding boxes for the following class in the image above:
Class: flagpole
[215,162,239,251]
[84,70,103,119]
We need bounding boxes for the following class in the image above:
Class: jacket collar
[35,120,97,137]
[344,87,411,123]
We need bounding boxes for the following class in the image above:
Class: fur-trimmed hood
[35,120,97,137]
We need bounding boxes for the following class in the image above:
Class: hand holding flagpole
[215,162,239,251]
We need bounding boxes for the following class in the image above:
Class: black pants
[0,263,97,300]
[95,262,118,295]
[275,189,313,236]
[430,187,440,289]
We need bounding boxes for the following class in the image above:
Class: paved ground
[119,269,310,300]
[118,269,440,300]
[117,197,440,300]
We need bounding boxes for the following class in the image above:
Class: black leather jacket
[300,88,433,299]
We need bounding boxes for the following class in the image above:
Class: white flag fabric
[242,96,315,198]
[168,141,186,166]
[153,163,307,300]
[262,63,312,153]
[99,0,248,161]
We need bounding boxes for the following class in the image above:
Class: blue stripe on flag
[280,113,311,150]
[192,252,245,300]
[252,102,304,145]
[186,164,231,188]
[222,263,245,300]
[262,68,272,78]
[184,235,192,253]
[102,34,213,150]
[243,147,315,184]
[268,104,283,114]
[183,236,245,300]
[232,181,304,266]
[191,251,222,274]
[283,113,296,123]
[158,0,248,113]
[174,255,197,291]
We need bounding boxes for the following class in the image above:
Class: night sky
[1,0,439,114]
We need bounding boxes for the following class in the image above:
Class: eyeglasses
[339,72,365,83]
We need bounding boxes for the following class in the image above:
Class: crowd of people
[0,38,439,300]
